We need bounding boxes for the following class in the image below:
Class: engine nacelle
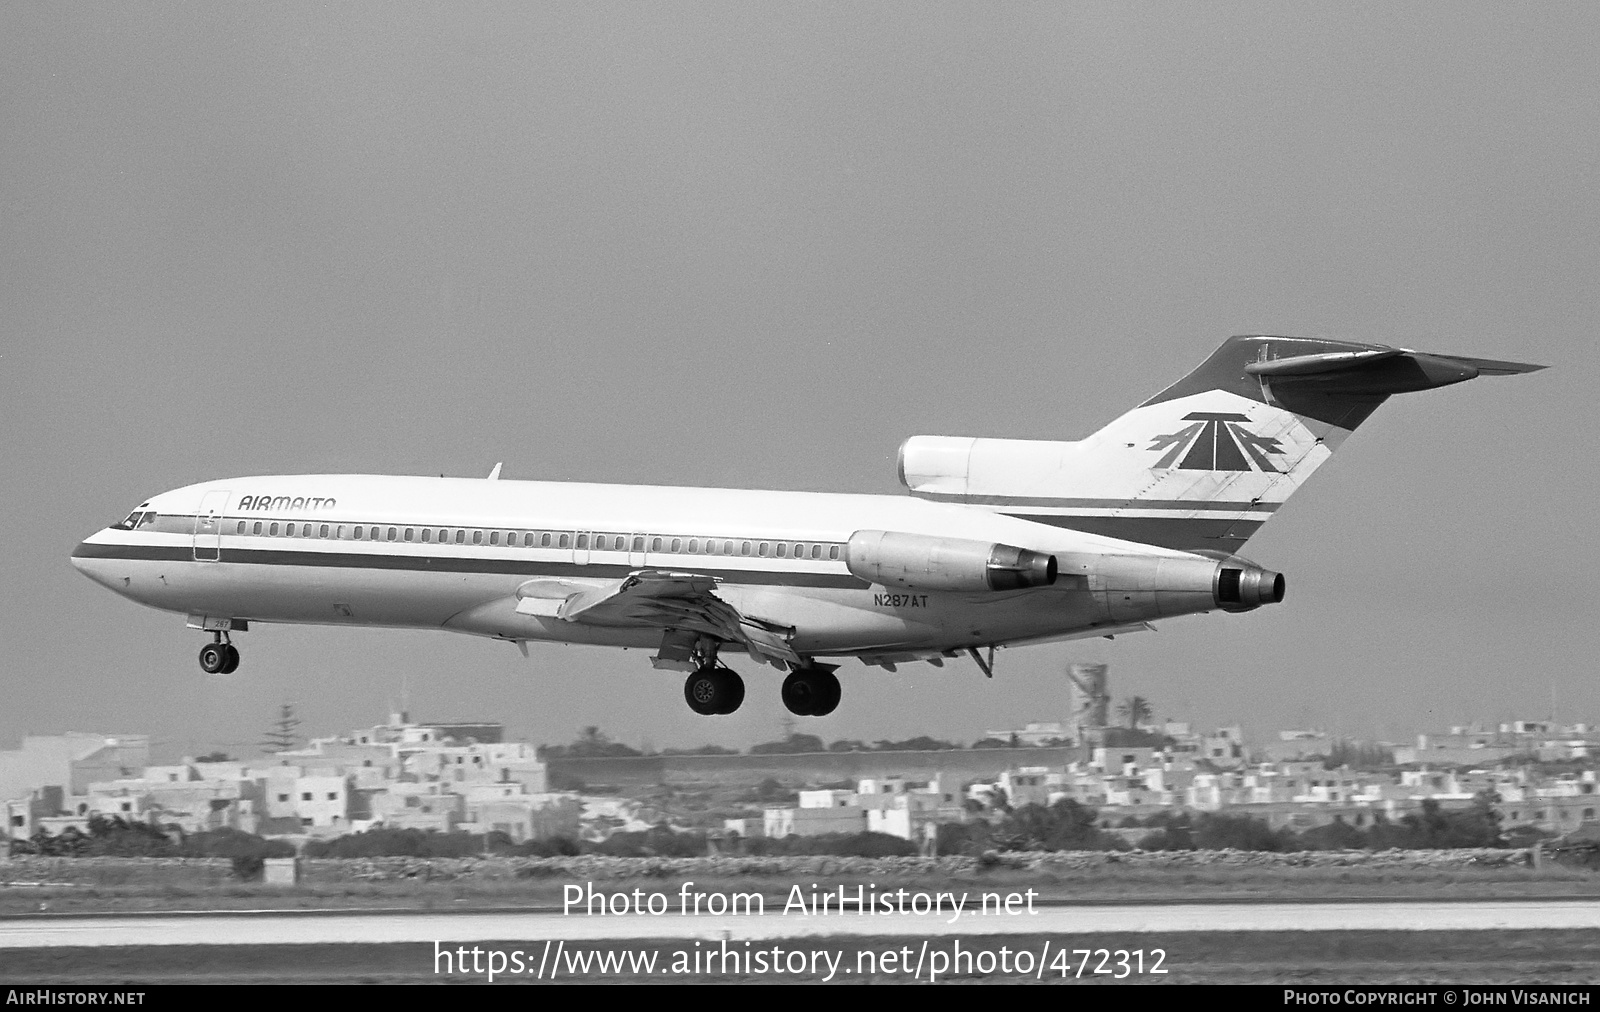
[846,530,1058,593]
[1058,552,1286,621]
[1212,558,1287,613]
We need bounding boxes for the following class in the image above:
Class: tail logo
[1148,412,1284,472]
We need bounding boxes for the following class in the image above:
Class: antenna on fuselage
[487,462,503,480]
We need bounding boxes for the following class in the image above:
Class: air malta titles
[238,495,339,511]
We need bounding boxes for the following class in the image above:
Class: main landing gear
[198,632,240,675]
[683,666,745,716]
[782,667,841,717]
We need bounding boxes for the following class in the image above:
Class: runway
[5,900,1600,948]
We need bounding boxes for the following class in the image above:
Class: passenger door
[193,489,229,562]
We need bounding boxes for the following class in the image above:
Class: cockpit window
[112,509,160,531]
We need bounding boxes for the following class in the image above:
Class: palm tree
[1117,695,1153,730]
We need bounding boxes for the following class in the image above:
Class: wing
[514,570,800,668]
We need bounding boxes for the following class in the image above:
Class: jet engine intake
[846,530,1057,593]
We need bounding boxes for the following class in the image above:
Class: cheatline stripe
[71,542,869,589]
[914,493,1280,512]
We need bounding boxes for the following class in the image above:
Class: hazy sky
[4,4,1596,761]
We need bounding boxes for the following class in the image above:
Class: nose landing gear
[198,633,240,675]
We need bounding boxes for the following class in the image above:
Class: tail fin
[899,335,1543,551]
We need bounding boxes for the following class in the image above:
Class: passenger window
[285,523,296,536]
[671,538,681,552]
[741,541,751,556]
[541,533,552,547]
[758,542,769,557]
[651,537,662,551]
[687,539,698,554]
[236,521,246,534]
[490,532,499,546]
[402,528,412,542]
[269,523,279,536]
[776,543,786,558]
[420,529,430,543]
[472,531,483,545]
[254,522,263,535]
[303,524,313,537]
[829,545,840,560]
[576,535,588,549]
[811,544,821,559]
[336,526,344,539]
[320,524,329,538]
[559,534,570,548]
[632,536,644,552]
[523,533,534,547]
[723,541,734,555]
[387,527,397,541]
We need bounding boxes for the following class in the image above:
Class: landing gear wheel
[220,644,241,674]
[811,669,841,717]
[198,642,229,674]
[782,670,819,715]
[783,669,842,716]
[684,668,724,715]
[712,669,745,714]
[684,667,744,715]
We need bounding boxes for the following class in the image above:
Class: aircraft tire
[198,643,229,675]
[220,645,241,674]
[811,670,841,717]
[683,669,724,716]
[713,669,745,714]
[780,670,818,716]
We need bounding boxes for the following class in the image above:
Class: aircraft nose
[70,536,120,589]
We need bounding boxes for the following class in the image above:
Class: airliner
[71,336,1541,717]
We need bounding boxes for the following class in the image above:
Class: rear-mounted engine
[846,530,1057,593]
[1213,561,1287,612]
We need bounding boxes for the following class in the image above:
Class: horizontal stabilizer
[1425,353,1547,376]
[1244,348,1404,377]
[1244,345,1545,395]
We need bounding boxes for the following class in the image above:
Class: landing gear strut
[782,667,841,717]
[683,666,745,715]
[198,632,240,675]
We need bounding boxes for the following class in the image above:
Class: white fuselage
[71,474,1215,661]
